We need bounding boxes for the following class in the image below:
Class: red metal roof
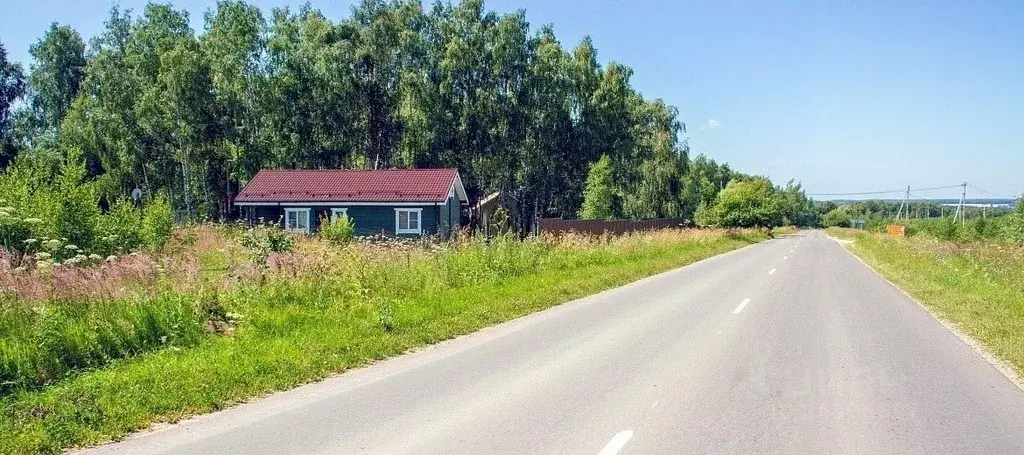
[234,168,462,204]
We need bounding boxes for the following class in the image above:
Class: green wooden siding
[247,205,437,236]
[437,195,461,236]
[245,202,460,237]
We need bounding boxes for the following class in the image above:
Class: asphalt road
[83,230,1024,454]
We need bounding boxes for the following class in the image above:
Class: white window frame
[284,208,311,233]
[331,208,348,220]
[394,208,423,235]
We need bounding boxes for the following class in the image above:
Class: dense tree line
[0,0,816,230]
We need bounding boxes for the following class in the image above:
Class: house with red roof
[234,168,468,237]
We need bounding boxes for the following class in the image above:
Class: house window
[395,208,422,235]
[331,208,348,220]
[284,208,310,233]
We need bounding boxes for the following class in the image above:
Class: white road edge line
[598,430,634,455]
[828,235,1024,391]
[768,268,777,275]
[732,298,752,314]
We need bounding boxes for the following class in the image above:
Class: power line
[809,183,1008,198]
[806,189,905,197]
[967,183,1015,200]
[911,184,964,192]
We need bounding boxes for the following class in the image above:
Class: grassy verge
[0,229,763,454]
[828,228,1024,377]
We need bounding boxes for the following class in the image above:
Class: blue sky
[3,0,1022,199]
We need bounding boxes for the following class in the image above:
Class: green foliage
[96,198,143,254]
[682,154,734,219]
[704,177,785,228]
[693,201,715,226]
[1005,196,1024,245]
[0,151,173,262]
[54,154,99,248]
[779,180,818,227]
[239,223,295,269]
[892,215,1018,244]
[0,41,27,166]
[319,214,355,244]
[579,154,615,219]
[823,208,852,228]
[141,192,174,250]
[26,23,86,133]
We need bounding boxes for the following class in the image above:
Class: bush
[96,198,143,255]
[823,209,852,228]
[141,192,174,250]
[54,160,99,249]
[0,206,32,256]
[239,223,295,270]
[320,214,355,244]
[693,201,714,227]
[1004,197,1024,245]
[705,177,784,227]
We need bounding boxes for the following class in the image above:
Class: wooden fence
[537,218,693,236]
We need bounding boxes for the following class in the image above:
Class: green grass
[0,229,764,454]
[831,228,1024,378]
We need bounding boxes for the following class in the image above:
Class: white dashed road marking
[598,431,634,455]
[732,298,752,314]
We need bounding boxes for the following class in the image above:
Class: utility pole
[895,185,910,221]
[905,185,911,221]
[953,182,967,225]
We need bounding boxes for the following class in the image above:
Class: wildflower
[65,244,78,251]
[44,239,61,250]
[35,252,51,260]
[106,255,118,262]
[23,238,38,245]
[88,254,103,261]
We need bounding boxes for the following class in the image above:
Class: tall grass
[0,291,206,394]
[0,227,764,454]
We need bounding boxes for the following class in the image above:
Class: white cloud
[701,118,721,131]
